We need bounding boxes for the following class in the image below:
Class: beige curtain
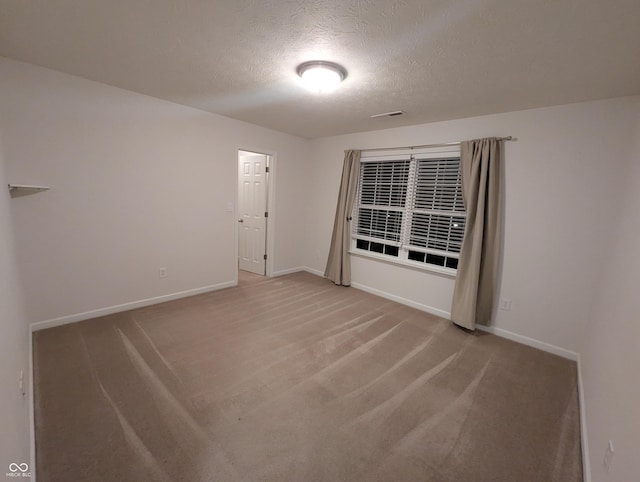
[451,138,503,330]
[325,150,361,286]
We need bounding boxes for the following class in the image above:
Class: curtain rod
[358,136,513,153]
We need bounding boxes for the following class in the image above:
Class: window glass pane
[425,253,446,267]
[355,239,400,258]
[408,250,426,262]
[384,245,399,257]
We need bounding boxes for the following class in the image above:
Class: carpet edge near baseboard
[28,267,589,481]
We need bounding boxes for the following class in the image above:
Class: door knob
[238,219,244,223]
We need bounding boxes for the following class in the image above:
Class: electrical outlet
[159,267,167,279]
[499,299,512,311]
[603,440,614,472]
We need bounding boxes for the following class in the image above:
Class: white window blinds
[352,147,465,271]
[356,159,409,245]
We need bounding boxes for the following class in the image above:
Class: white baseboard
[302,266,324,277]
[272,266,325,278]
[475,324,579,361]
[272,267,307,277]
[277,268,451,321]
[28,326,35,482]
[576,354,591,482]
[350,281,452,320]
[30,281,237,332]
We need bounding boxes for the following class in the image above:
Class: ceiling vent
[370,111,406,119]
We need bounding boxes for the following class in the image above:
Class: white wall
[307,97,640,354]
[0,148,30,472]
[580,108,640,481]
[0,57,308,324]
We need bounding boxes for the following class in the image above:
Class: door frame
[234,146,276,283]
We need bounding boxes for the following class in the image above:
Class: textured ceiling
[1,0,639,138]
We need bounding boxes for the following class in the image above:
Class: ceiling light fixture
[297,61,347,94]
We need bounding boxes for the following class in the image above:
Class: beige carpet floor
[33,271,582,481]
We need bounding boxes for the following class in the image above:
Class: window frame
[350,146,464,277]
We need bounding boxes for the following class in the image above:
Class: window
[352,147,465,272]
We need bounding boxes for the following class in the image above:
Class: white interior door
[238,152,268,275]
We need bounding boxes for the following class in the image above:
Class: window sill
[349,249,457,279]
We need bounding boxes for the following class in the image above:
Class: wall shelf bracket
[7,184,51,198]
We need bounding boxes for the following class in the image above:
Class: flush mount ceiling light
[297,61,347,94]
